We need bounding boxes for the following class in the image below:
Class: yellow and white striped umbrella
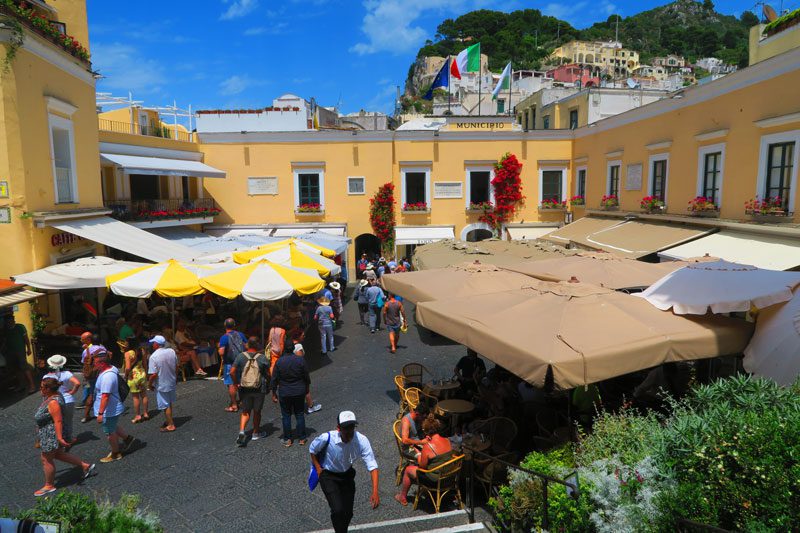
[233,243,341,277]
[106,259,213,298]
[199,260,325,301]
[233,238,336,263]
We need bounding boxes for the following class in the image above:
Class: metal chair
[392,419,413,485]
[402,363,433,388]
[471,417,518,455]
[414,454,465,513]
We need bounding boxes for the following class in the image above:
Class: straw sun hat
[47,354,67,369]
[317,296,331,305]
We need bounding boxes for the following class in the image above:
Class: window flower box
[402,202,428,213]
[764,7,800,37]
[569,195,585,207]
[640,196,665,214]
[0,3,90,64]
[687,196,719,218]
[466,202,494,214]
[539,198,567,210]
[296,203,323,215]
[599,195,619,210]
[745,197,791,223]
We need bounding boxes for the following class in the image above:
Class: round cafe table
[436,399,475,435]
[424,380,460,400]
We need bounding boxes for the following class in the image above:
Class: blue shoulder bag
[308,431,331,491]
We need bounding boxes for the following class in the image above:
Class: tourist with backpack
[147,335,178,433]
[218,318,247,412]
[93,348,135,462]
[230,337,269,447]
[354,279,369,326]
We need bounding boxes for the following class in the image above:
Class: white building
[695,57,738,75]
[196,94,338,133]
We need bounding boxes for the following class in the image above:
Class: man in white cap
[310,411,380,533]
[147,335,179,432]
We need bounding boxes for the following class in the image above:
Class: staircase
[309,509,493,532]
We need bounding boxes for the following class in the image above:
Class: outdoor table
[459,434,491,458]
[424,380,460,400]
[436,399,475,434]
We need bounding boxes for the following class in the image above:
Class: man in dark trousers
[310,411,380,532]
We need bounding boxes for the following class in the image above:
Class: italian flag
[450,42,480,80]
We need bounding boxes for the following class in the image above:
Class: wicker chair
[405,387,438,412]
[471,417,518,455]
[394,375,409,417]
[413,454,465,513]
[474,451,517,499]
[392,419,413,485]
[402,363,433,388]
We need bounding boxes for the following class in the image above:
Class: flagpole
[477,67,482,116]
[448,57,452,114]
[508,61,513,116]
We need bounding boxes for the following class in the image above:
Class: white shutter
[433,181,463,199]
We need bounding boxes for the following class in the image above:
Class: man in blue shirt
[315,296,336,355]
[218,318,247,412]
[364,279,385,334]
[310,411,380,532]
[93,349,134,463]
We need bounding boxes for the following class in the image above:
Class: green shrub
[576,406,664,467]
[2,491,162,532]
[489,445,592,532]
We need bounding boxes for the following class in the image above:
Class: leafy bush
[2,491,162,532]
[575,407,663,467]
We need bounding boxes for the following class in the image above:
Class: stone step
[309,509,491,533]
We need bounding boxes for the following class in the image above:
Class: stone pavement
[0,295,468,532]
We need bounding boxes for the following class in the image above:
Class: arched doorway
[461,222,494,242]
[354,233,381,262]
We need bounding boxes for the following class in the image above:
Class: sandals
[298,439,307,446]
[34,487,57,497]
[394,494,408,506]
[160,425,176,432]
[82,464,96,480]
[142,414,150,421]
[131,416,143,424]
[224,406,239,412]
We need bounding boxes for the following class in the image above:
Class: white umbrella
[13,256,148,289]
[743,291,800,386]
[635,260,800,315]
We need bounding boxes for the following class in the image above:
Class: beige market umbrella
[743,289,800,386]
[411,239,573,270]
[504,252,700,290]
[380,261,541,304]
[416,282,753,389]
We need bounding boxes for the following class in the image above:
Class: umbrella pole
[171,298,175,336]
[261,301,265,345]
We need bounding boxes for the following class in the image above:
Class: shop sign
[451,122,510,130]
[51,232,85,247]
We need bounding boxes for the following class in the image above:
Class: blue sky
[87,0,764,116]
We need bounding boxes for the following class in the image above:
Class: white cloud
[351,0,482,55]
[220,0,259,20]
[243,22,289,36]
[92,43,166,94]
[364,80,398,113]
[244,27,266,35]
[219,75,268,96]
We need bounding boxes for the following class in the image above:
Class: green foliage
[576,407,663,467]
[2,491,162,532]
[764,8,800,35]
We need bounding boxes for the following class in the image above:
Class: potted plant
[539,198,566,210]
[600,194,619,210]
[296,203,322,214]
[687,196,719,217]
[745,196,790,223]
[467,201,493,213]
[570,195,585,207]
[764,7,800,37]
[640,196,665,214]
[402,202,428,212]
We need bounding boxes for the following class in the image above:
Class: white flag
[491,62,512,100]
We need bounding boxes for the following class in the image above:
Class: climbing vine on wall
[369,182,396,254]
[480,153,525,235]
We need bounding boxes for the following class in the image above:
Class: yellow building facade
[549,40,640,77]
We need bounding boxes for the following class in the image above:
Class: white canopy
[636,260,800,315]
[100,153,226,179]
[743,290,800,386]
[659,230,800,271]
[13,256,148,290]
[395,226,455,246]
[53,216,199,262]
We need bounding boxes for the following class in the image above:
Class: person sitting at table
[394,415,453,506]
[454,349,486,398]
[174,321,207,377]
[400,404,429,458]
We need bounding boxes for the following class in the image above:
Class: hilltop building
[548,40,641,77]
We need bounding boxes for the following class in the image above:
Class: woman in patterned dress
[34,377,95,496]
[123,336,150,424]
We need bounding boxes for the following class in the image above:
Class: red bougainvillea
[480,153,525,234]
[369,182,396,250]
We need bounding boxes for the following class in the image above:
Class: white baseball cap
[149,335,167,345]
[338,410,358,427]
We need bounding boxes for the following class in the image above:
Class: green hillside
[412,0,759,86]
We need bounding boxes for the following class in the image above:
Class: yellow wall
[572,54,800,221]
[48,0,91,52]
[750,24,800,65]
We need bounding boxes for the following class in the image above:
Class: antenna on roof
[762,3,778,21]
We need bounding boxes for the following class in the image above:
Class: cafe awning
[506,224,560,241]
[580,220,713,259]
[100,153,226,179]
[13,257,148,290]
[0,280,44,310]
[395,226,455,246]
[540,216,625,247]
[659,230,800,271]
[53,216,199,263]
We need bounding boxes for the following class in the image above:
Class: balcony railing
[105,198,219,222]
[98,118,194,142]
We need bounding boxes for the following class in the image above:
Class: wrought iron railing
[104,198,218,222]
[463,445,579,530]
[98,118,194,142]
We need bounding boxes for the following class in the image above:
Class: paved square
[0,297,467,531]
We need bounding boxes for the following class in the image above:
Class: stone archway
[354,233,381,262]
[460,222,494,242]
